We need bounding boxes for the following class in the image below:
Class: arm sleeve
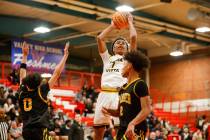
[40,83,50,98]
[99,50,110,64]
[134,80,149,98]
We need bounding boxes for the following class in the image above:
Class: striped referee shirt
[0,122,8,140]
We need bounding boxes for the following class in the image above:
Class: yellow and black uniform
[117,78,149,140]
[17,83,53,140]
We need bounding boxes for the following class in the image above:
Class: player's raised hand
[22,41,29,56]
[127,13,133,24]
[64,42,70,56]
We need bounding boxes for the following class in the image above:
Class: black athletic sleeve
[40,82,50,98]
[16,84,26,99]
[134,80,149,98]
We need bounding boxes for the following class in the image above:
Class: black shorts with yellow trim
[116,127,146,140]
[23,127,53,140]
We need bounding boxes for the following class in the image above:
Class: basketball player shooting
[17,42,69,140]
[93,12,137,140]
[102,50,152,140]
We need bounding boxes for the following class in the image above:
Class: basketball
[112,12,129,29]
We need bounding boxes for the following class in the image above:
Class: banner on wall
[11,38,63,71]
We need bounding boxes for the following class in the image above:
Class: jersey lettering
[106,69,119,72]
[120,93,131,104]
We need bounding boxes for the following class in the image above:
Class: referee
[0,108,9,140]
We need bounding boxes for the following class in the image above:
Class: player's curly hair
[124,50,150,72]
[22,73,42,90]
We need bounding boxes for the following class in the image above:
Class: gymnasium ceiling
[0,0,210,63]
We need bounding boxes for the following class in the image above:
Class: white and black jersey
[0,121,9,140]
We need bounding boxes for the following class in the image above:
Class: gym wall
[150,55,210,101]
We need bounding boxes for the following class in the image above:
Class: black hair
[202,115,206,119]
[111,37,129,54]
[65,120,71,125]
[124,50,150,72]
[22,73,42,90]
[8,89,13,93]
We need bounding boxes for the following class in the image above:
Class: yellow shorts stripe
[101,87,119,92]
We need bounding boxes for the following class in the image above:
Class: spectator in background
[84,98,93,116]
[7,107,18,121]
[7,89,17,105]
[0,86,5,94]
[161,127,169,140]
[167,130,181,140]
[192,128,203,140]
[60,120,71,137]
[52,117,63,136]
[9,120,24,140]
[3,98,14,114]
[202,120,209,139]
[181,127,191,140]
[90,87,98,103]
[75,90,83,102]
[0,86,6,107]
[155,129,164,140]
[196,115,206,130]
[86,86,98,102]
[149,131,156,140]
[58,111,66,123]
[86,86,94,99]
[69,114,84,140]
[8,69,19,85]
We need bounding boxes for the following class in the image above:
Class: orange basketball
[112,12,129,29]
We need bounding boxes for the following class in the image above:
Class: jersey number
[111,61,116,68]
[23,98,32,111]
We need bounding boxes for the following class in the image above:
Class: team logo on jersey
[120,93,131,104]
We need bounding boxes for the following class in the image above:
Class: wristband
[20,63,27,69]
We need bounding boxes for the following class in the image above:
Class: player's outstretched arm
[48,42,69,88]
[128,13,137,51]
[97,21,116,54]
[20,42,29,84]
